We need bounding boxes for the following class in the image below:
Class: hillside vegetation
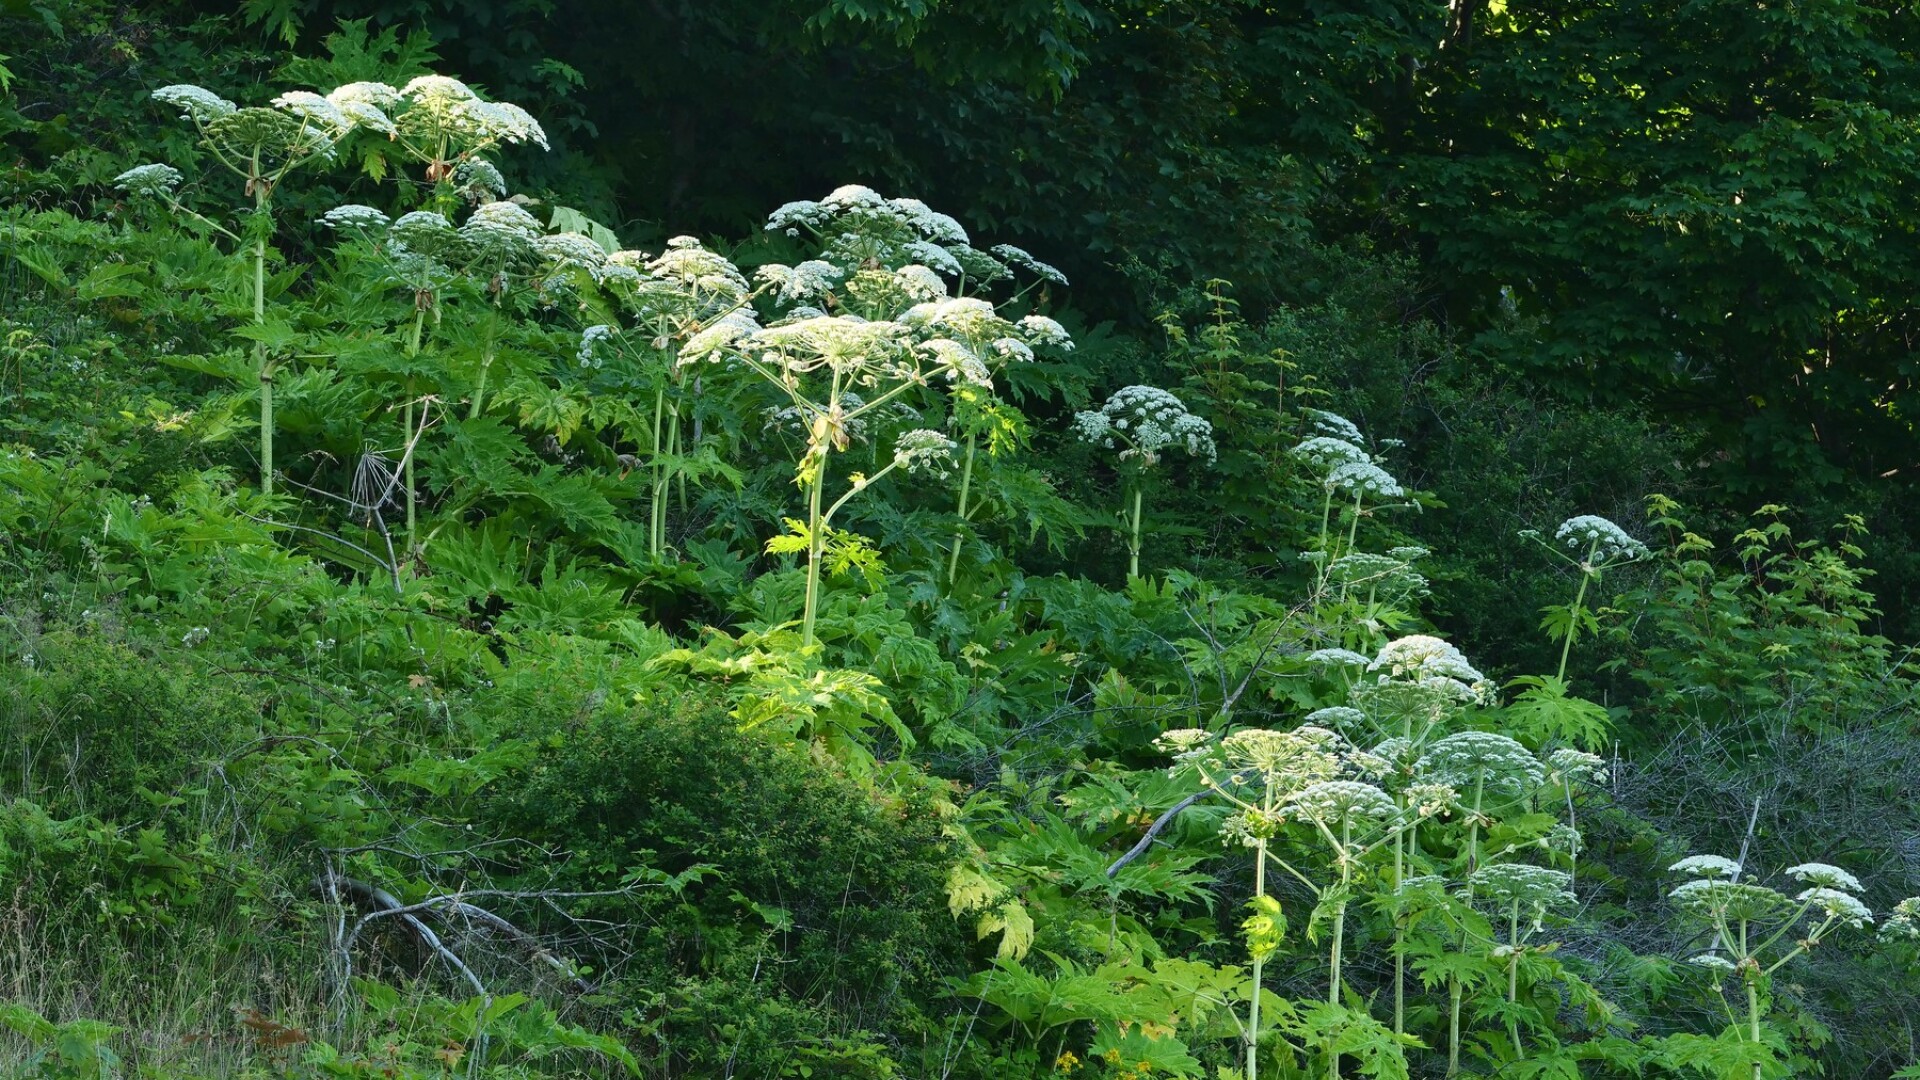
[4,3,1920,1078]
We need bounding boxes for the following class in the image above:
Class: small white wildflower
[181,626,211,647]
[1688,954,1738,973]
[113,163,183,197]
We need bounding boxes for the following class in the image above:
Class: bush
[483,694,968,1077]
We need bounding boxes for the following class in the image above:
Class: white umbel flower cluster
[318,204,392,233]
[756,260,843,304]
[1071,385,1217,468]
[893,429,958,477]
[271,90,356,136]
[152,84,237,122]
[1669,855,1742,879]
[113,163,183,197]
[1880,897,1920,942]
[1555,514,1649,563]
[1292,436,1372,470]
[1784,862,1863,893]
[1327,460,1405,498]
[578,324,617,369]
[1370,635,1487,686]
[1417,731,1545,793]
[1797,887,1873,927]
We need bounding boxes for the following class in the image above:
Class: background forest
[4,1,1920,1077]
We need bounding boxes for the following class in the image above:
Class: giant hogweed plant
[757,185,1074,586]
[1661,856,1889,1080]
[1071,385,1218,579]
[115,83,375,494]
[1158,723,1440,1080]
[687,186,1074,646]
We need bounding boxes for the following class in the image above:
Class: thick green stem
[1128,484,1144,578]
[944,432,978,583]
[403,308,425,552]
[1746,977,1762,1080]
[252,181,272,494]
[1507,903,1522,1054]
[1248,839,1267,1080]
[1555,540,1599,682]
[1327,825,1351,1080]
[1448,779,1486,1076]
[1343,490,1364,556]
[469,309,499,421]
[648,384,668,559]
[1393,824,1406,1037]
[801,452,827,649]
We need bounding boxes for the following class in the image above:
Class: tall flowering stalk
[1668,857,1875,1080]
[118,83,377,493]
[587,236,754,558]
[1416,730,1544,1075]
[1071,386,1216,578]
[693,187,1069,643]
[762,186,1073,585]
[1161,724,1447,1080]
[1334,634,1493,1039]
[319,198,560,551]
[1290,412,1405,580]
[1522,514,1649,681]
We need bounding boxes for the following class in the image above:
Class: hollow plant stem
[252,178,272,494]
[801,451,827,649]
[1555,538,1601,682]
[1507,903,1522,1054]
[403,307,426,552]
[1448,779,1486,1076]
[648,384,667,559]
[1128,484,1144,578]
[944,431,978,583]
[1248,838,1267,1080]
